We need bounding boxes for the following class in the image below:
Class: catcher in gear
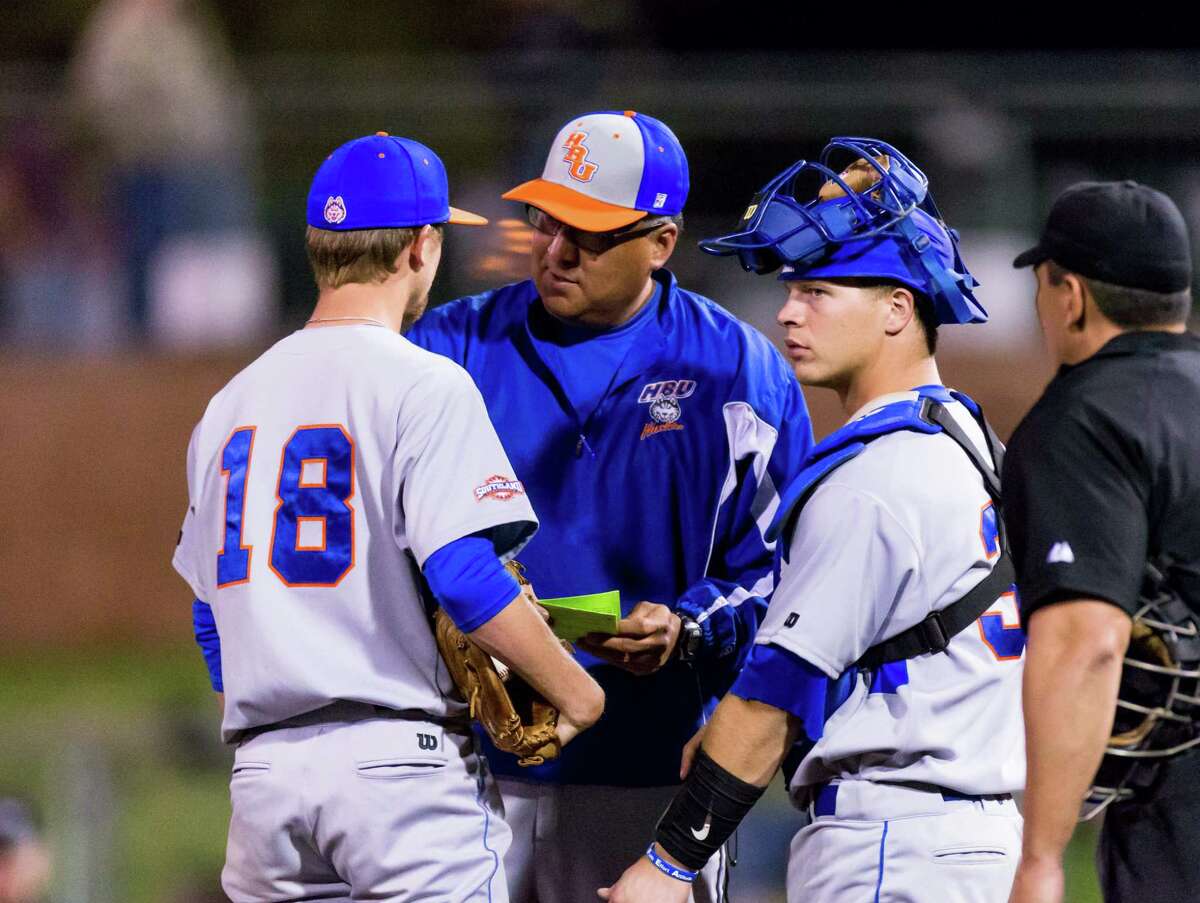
[1004,180,1200,903]
[436,562,568,767]
[604,137,1022,903]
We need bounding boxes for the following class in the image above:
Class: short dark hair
[306,225,440,290]
[835,277,938,355]
[1046,259,1192,327]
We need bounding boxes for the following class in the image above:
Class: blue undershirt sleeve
[423,534,523,633]
[192,599,223,692]
[729,642,839,744]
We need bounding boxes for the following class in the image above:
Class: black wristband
[654,748,766,871]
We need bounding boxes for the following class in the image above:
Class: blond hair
[305,225,425,289]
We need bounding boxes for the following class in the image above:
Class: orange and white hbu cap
[503,110,689,232]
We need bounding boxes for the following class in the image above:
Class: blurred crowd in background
[3,0,262,349]
[6,1,1200,354]
[5,2,1200,901]
[3,0,662,350]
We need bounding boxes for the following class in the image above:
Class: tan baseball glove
[434,560,568,766]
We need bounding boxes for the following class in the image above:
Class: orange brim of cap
[447,206,488,226]
[502,179,646,232]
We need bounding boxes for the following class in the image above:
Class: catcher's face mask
[1082,560,1200,821]
[698,137,987,326]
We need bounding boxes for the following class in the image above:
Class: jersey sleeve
[192,598,223,691]
[1002,408,1149,619]
[674,355,813,692]
[755,480,922,678]
[395,363,538,567]
[729,643,836,745]
[423,534,522,632]
[172,423,212,602]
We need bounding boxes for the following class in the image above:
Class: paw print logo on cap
[324,195,347,225]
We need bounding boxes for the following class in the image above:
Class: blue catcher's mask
[698,137,987,325]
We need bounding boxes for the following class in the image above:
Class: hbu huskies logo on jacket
[638,379,696,440]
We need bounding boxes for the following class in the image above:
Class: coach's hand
[598,852,691,902]
[578,602,681,676]
[1008,856,1064,903]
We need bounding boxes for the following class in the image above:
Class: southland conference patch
[638,378,695,440]
[475,474,525,502]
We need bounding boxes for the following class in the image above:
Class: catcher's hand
[434,561,570,766]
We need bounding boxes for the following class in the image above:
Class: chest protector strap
[768,388,1015,670]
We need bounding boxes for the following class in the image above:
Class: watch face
[681,620,702,660]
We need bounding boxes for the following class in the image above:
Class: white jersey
[756,391,1025,800]
[172,326,537,741]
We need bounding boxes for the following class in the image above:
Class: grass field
[0,647,1103,902]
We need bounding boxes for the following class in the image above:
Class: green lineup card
[538,591,621,643]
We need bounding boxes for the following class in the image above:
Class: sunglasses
[525,205,668,255]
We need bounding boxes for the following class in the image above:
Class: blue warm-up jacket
[406,268,812,786]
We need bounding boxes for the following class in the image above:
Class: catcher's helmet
[1082,559,1200,820]
[698,137,986,325]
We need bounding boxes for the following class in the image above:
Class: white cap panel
[538,113,645,208]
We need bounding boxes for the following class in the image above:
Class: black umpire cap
[1013,180,1192,293]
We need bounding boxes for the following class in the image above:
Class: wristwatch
[677,615,703,663]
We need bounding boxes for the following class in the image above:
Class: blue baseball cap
[307,132,487,231]
[503,110,689,232]
[779,206,986,325]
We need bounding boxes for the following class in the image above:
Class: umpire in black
[1003,181,1200,903]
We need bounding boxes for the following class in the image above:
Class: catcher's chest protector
[769,387,1014,667]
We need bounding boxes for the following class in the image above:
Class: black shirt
[1002,330,1200,619]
